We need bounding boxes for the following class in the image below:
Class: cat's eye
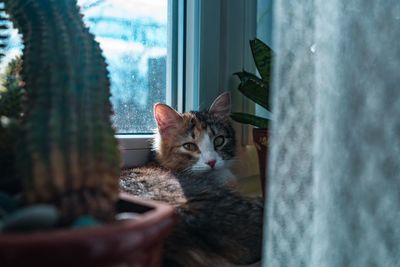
[183,142,198,152]
[214,136,225,148]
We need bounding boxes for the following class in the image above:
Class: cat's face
[153,92,236,174]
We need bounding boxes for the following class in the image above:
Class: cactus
[0,57,23,193]
[0,57,24,118]
[2,0,121,222]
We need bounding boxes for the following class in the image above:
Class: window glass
[0,5,22,72]
[79,0,168,134]
[0,1,169,134]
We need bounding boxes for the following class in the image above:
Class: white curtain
[263,0,400,266]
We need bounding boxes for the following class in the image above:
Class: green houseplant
[0,1,175,266]
[231,38,273,197]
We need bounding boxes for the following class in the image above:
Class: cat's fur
[120,92,263,267]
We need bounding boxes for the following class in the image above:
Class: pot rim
[0,192,176,245]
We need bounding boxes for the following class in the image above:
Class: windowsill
[117,134,153,168]
[116,134,153,149]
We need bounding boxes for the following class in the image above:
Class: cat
[120,92,264,267]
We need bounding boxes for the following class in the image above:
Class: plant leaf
[250,38,273,82]
[230,112,269,128]
[234,70,260,82]
[235,75,270,111]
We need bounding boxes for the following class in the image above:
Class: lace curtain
[263,0,400,266]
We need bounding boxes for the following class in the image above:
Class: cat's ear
[154,103,183,137]
[209,92,231,119]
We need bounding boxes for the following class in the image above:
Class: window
[1,1,174,136]
[1,0,180,167]
[78,0,170,134]
[77,0,182,167]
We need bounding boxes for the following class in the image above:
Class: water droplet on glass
[0,116,10,127]
[310,43,317,53]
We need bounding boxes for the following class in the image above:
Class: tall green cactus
[3,0,121,222]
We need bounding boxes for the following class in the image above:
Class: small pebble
[2,204,59,233]
[72,215,101,229]
[116,212,140,221]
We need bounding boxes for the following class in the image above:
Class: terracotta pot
[0,193,176,267]
[253,128,269,198]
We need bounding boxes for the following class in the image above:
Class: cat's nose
[207,160,216,169]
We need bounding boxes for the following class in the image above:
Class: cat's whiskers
[179,167,195,176]
[221,157,238,167]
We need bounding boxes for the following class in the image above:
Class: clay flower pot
[253,128,269,198]
[0,193,176,267]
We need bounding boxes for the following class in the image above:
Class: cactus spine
[3,0,121,222]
